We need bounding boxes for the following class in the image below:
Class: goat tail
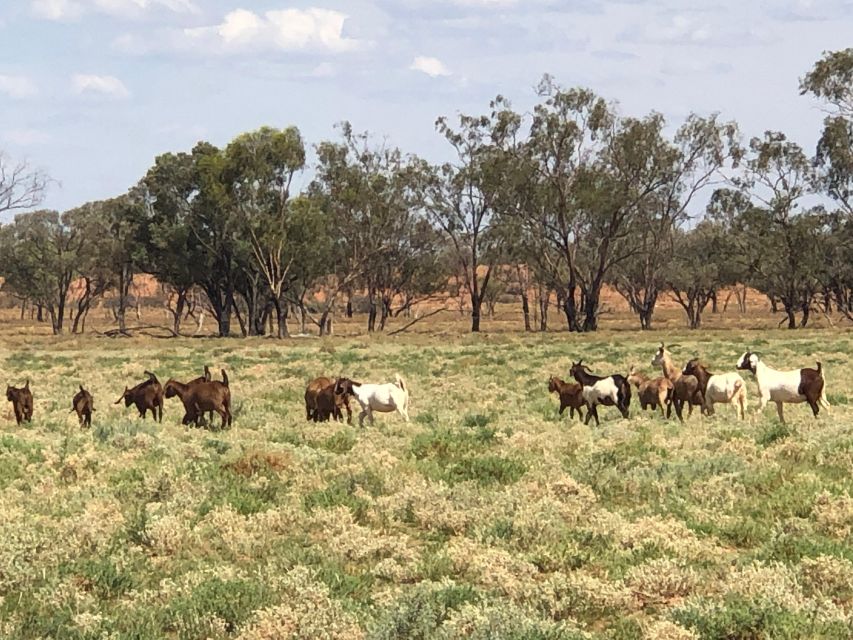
[221,369,229,387]
[819,363,831,411]
[395,373,406,391]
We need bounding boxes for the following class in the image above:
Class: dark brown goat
[115,371,164,422]
[305,377,352,424]
[71,385,94,428]
[6,380,33,425]
[164,369,232,429]
[548,376,585,421]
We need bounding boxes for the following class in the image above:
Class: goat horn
[114,388,128,404]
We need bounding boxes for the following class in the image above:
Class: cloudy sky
[1,0,851,215]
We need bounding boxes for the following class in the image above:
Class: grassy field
[1,325,852,639]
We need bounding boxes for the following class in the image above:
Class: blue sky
[1,0,851,216]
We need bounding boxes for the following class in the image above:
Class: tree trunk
[639,307,653,330]
[367,286,377,333]
[116,265,133,333]
[471,293,482,332]
[171,288,188,336]
[581,284,601,332]
[783,302,796,329]
[37,303,44,323]
[379,296,391,331]
[769,295,779,314]
[521,291,531,332]
[318,309,331,337]
[710,289,718,314]
[539,289,549,332]
[274,297,289,338]
[563,278,581,332]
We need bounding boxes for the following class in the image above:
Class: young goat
[548,376,585,421]
[6,380,33,425]
[736,351,829,422]
[627,366,673,417]
[335,374,409,427]
[569,360,631,427]
[164,370,232,429]
[71,385,94,428]
[651,344,704,422]
[115,371,164,422]
[683,358,747,420]
[305,377,352,424]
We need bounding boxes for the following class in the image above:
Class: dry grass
[0,311,852,639]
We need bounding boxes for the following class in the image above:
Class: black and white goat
[736,351,829,422]
[569,360,631,427]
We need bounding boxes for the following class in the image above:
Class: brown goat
[115,371,164,422]
[651,344,705,422]
[548,376,585,421]
[6,379,33,425]
[164,369,232,429]
[627,367,674,417]
[305,377,352,424]
[71,385,94,428]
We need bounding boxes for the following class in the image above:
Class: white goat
[682,359,747,420]
[736,351,829,423]
[336,374,410,427]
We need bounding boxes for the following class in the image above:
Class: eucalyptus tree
[141,142,249,337]
[68,196,147,334]
[424,100,521,332]
[610,114,741,330]
[666,221,727,329]
[223,126,306,337]
[801,48,853,214]
[522,78,611,331]
[0,210,85,334]
[0,152,48,216]
[139,151,208,336]
[733,132,824,328]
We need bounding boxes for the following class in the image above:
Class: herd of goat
[549,344,830,426]
[3,367,411,431]
[3,343,830,430]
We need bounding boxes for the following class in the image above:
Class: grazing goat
[736,351,829,422]
[548,376,585,421]
[71,385,94,428]
[651,344,704,422]
[683,358,747,420]
[6,380,33,425]
[569,360,631,427]
[627,367,673,417]
[115,371,164,422]
[335,374,409,427]
[164,370,232,429]
[305,377,352,424]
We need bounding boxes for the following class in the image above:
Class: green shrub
[370,582,480,640]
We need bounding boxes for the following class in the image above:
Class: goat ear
[24,379,29,389]
[80,385,85,393]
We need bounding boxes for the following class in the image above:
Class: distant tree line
[0,49,851,336]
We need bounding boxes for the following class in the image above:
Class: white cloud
[2,128,51,146]
[410,56,452,77]
[31,0,198,20]
[182,8,362,54]
[0,74,38,99]
[309,62,337,78]
[71,74,130,98]
[32,0,83,20]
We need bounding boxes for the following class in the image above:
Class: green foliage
[369,582,480,640]
[673,595,851,639]
[166,577,275,638]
